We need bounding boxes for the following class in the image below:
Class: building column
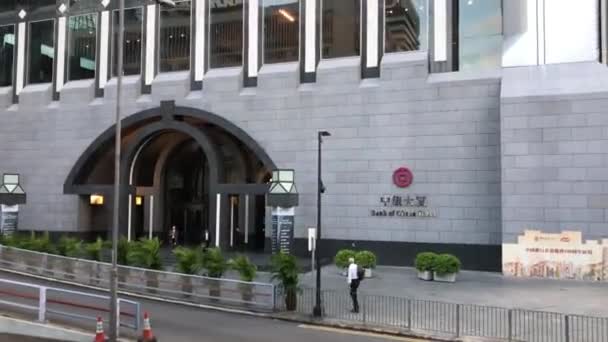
[300,0,319,83]
[602,0,608,64]
[190,0,206,90]
[141,2,158,94]
[12,12,27,104]
[244,0,261,87]
[429,0,458,73]
[361,0,383,79]
[95,4,111,98]
[53,2,68,101]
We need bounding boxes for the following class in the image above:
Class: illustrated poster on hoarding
[502,230,608,281]
[0,205,19,236]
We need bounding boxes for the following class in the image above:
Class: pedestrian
[347,257,363,313]
[170,225,178,247]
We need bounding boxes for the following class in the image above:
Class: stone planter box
[417,270,433,281]
[434,272,457,283]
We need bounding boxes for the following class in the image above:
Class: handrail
[0,277,141,333]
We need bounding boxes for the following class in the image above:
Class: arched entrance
[64,101,274,250]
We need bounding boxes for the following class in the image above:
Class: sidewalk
[296,265,608,317]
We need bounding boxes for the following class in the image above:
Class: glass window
[1,1,55,13]
[385,0,428,52]
[68,14,97,81]
[322,0,360,59]
[459,0,502,70]
[113,8,143,76]
[28,20,54,85]
[159,0,191,72]
[264,0,299,64]
[209,0,243,68]
[0,25,14,87]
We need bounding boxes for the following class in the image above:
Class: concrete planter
[434,272,457,283]
[417,270,433,281]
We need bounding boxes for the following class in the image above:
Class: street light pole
[313,131,330,318]
[109,0,125,339]
[109,1,175,340]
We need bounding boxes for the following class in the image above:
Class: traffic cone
[94,316,108,342]
[138,312,157,342]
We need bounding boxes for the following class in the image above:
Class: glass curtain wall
[264,0,299,64]
[459,0,502,70]
[385,0,428,52]
[68,14,97,81]
[112,7,143,76]
[322,0,360,59]
[28,20,55,84]
[159,0,191,72]
[209,0,243,68]
[0,26,14,87]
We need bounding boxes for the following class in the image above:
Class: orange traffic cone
[94,316,108,342]
[137,312,157,342]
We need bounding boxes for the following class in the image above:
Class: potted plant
[415,252,437,281]
[433,254,461,283]
[334,249,356,276]
[127,238,163,293]
[355,250,377,278]
[229,255,257,303]
[270,252,299,311]
[202,248,227,299]
[116,236,133,288]
[173,246,204,296]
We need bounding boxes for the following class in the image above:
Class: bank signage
[392,167,413,188]
[0,204,18,235]
[503,230,608,282]
[271,207,294,254]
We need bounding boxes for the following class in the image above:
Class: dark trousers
[350,279,360,313]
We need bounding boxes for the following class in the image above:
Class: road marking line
[297,324,427,341]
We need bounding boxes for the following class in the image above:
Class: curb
[0,268,455,341]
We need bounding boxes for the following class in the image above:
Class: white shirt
[347,263,358,284]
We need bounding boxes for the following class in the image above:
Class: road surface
[0,271,425,342]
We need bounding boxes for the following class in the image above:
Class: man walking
[170,225,178,247]
[347,257,361,313]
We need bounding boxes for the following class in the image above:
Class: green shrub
[117,236,132,265]
[127,238,163,270]
[57,236,83,258]
[202,248,227,278]
[355,250,377,269]
[415,252,438,272]
[84,237,104,261]
[229,255,257,282]
[25,232,56,254]
[433,254,461,275]
[173,246,204,275]
[334,249,356,269]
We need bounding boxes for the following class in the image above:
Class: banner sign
[503,230,608,282]
[271,207,295,254]
[0,204,18,236]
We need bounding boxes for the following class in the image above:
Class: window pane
[28,20,54,84]
[459,0,502,70]
[68,14,97,81]
[264,0,299,64]
[322,0,360,59]
[159,1,191,72]
[209,0,243,68]
[113,8,143,76]
[0,26,14,87]
[385,0,428,52]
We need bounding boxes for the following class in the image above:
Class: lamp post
[109,0,174,340]
[313,131,330,318]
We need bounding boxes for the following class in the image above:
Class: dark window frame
[110,6,144,77]
[208,0,245,69]
[26,18,55,85]
[320,0,362,60]
[158,0,193,73]
[262,0,301,65]
[67,12,98,81]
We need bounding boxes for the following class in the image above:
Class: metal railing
[275,287,608,342]
[0,245,276,311]
[0,277,140,333]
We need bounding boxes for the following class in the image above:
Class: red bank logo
[393,167,413,188]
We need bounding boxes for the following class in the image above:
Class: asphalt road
[0,271,425,342]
